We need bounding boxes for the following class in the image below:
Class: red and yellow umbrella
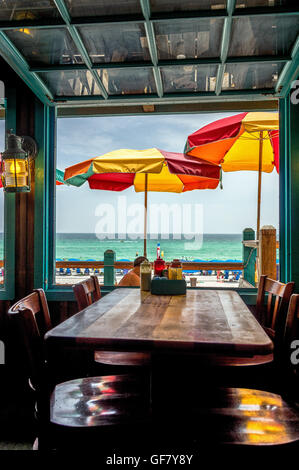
[64,148,220,256]
[64,148,220,192]
[185,112,279,237]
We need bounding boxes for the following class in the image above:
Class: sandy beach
[55,272,240,288]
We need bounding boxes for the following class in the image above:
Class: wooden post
[242,228,256,286]
[256,131,263,240]
[104,249,115,286]
[259,225,277,280]
[144,174,148,258]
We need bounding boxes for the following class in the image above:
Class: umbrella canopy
[64,148,220,257]
[64,148,220,192]
[185,111,279,279]
[55,168,68,186]
[185,112,279,173]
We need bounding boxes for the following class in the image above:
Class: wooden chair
[72,275,101,311]
[7,289,151,450]
[153,298,299,448]
[73,276,151,368]
[280,293,299,401]
[206,276,295,369]
[255,275,295,347]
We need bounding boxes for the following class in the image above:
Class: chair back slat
[264,278,286,296]
[271,295,281,330]
[73,276,101,311]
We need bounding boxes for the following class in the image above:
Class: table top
[45,289,273,355]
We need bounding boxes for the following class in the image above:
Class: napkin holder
[150,279,186,295]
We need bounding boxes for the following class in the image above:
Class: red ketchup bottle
[154,243,166,277]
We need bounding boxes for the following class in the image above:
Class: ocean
[54,233,243,262]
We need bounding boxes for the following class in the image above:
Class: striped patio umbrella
[185,112,279,238]
[64,148,220,256]
[55,168,68,186]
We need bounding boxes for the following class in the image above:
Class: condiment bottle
[154,243,166,276]
[140,260,152,291]
[169,259,183,280]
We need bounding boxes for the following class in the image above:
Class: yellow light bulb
[9,160,22,174]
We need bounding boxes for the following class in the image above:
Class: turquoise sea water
[55,233,243,262]
[0,233,279,262]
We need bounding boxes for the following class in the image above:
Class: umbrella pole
[257,131,263,240]
[256,131,263,281]
[144,174,148,258]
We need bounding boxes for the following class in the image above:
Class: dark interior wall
[0,56,37,304]
[0,57,40,356]
[0,58,77,340]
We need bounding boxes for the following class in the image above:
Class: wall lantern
[0,131,38,193]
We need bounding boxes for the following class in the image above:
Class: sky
[0,113,279,235]
[55,113,279,235]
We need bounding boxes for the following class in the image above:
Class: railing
[56,261,244,271]
[54,259,244,288]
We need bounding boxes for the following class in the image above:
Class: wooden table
[45,288,273,357]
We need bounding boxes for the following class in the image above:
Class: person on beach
[118,256,148,286]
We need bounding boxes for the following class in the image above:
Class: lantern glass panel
[3,157,29,190]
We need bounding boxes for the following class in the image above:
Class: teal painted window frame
[279,79,299,289]
[0,89,15,300]
[34,106,261,305]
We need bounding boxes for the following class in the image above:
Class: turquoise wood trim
[279,97,291,283]
[34,103,56,291]
[140,0,163,98]
[279,86,299,289]
[104,250,116,286]
[276,36,299,97]
[289,86,299,290]
[0,32,53,106]
[216,0,236,96]
[242,228,256,286]
[34,101,46,289]
[45,107,56,291]
[0,87,16,300]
